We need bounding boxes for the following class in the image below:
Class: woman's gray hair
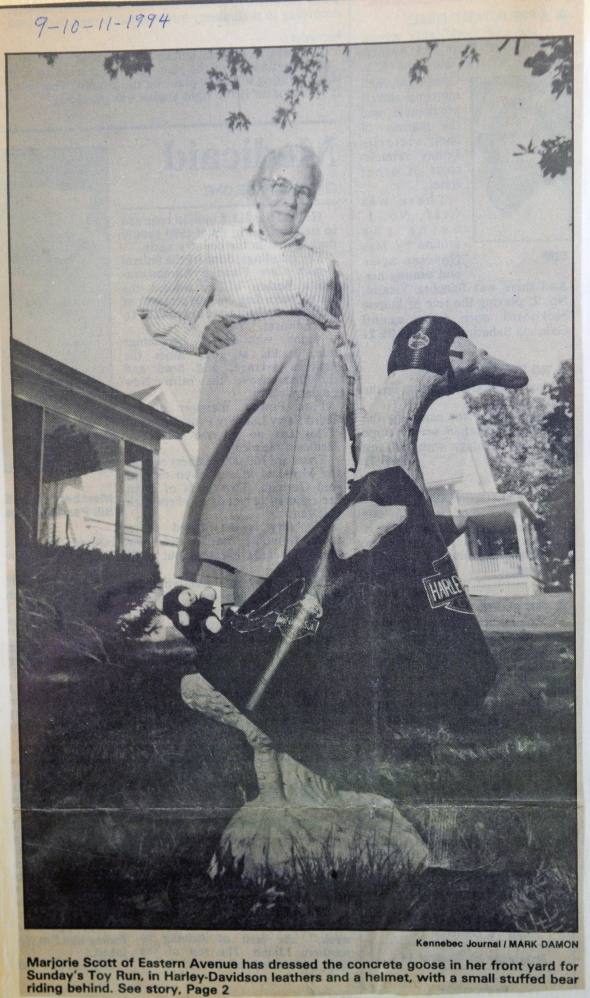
[250,145,322,198]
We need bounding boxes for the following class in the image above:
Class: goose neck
[357,369,445,493]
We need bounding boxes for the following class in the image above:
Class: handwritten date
[35,13,170,37]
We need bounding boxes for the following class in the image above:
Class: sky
[8,40,572,427]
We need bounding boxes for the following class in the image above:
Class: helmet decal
[387,315,467,377]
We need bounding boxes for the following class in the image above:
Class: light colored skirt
[175,314,348,581]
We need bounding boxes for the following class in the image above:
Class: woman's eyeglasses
[263,176,314,204]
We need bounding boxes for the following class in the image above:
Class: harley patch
[422,554,473,614]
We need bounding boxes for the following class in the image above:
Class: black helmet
[387,316,467,377]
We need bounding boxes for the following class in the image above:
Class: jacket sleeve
[137,233,215,354]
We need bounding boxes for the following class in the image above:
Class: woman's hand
[198,318,236,355]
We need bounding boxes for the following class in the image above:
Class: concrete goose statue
[178,316,528,880]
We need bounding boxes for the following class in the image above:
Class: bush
[17,541,161,672]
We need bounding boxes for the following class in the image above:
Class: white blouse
[137,225,362,394]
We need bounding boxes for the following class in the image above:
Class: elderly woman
[139,145,361,605]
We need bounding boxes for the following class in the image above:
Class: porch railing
[469,553,522,577]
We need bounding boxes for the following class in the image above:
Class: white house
[419,396,544,595]
[11,342,193,560]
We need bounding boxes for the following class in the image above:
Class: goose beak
[477,353,528,389]
[450,339,529,390]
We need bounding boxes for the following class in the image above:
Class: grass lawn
[18,613,577,931]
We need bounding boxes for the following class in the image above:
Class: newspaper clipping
[0,0,583,995]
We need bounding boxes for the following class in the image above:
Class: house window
[40,412,119,551]
[466,513,519,558]
[37,411,153,555]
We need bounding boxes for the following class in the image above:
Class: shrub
[17,541,161,672]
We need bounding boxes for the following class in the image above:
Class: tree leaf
[103,51,153,80]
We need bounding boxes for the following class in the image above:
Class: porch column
[512,506,531,577]
[115,439,125,555]
[151,449,160,558]
[449,531,471,586]
[466,519,478,558]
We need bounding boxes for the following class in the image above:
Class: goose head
[347,317,529,557]
[387,315,528,395]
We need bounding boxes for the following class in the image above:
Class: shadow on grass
[23,806,576,931]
